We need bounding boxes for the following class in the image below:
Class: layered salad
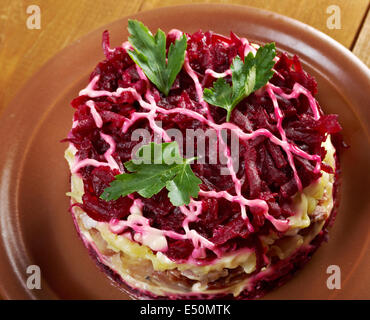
[64,20,342,299]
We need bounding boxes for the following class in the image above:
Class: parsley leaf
[203,43,276,121]
[127,20,187,96]
[166,159,201,206]
[100,142,202,206]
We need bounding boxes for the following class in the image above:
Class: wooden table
[0,0,369,113]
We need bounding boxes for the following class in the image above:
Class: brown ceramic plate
[0,4,369,300]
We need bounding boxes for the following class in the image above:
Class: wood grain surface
[0,0,369,113]
[353,8,370,68]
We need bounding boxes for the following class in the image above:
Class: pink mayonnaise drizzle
[86,100,103,128]
[100,132,121,172]
[241,38,257,57]
[70,30,325,262]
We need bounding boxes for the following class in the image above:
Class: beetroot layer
[67,30,342,264]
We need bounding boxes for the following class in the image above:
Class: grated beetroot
[67,30,341,265]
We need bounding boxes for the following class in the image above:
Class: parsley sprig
[100,142,201,206]
[203,43,276,121]
[127,20,187,96]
